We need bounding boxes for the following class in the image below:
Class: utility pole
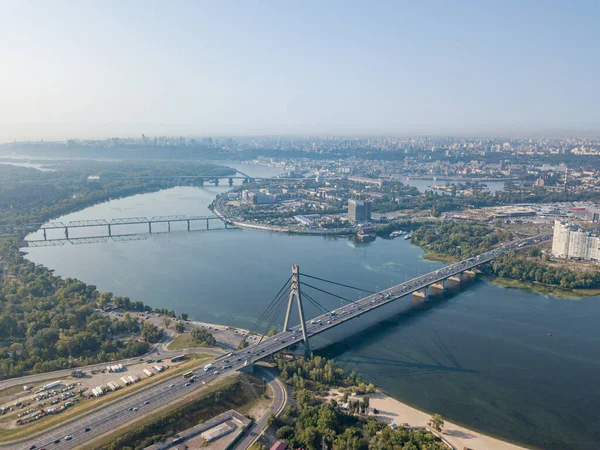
[283,265,310,353]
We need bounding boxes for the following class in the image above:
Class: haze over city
[3,2,600,450]
[1,0,599,141]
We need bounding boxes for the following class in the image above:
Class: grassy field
[167,333,209,351]
[0,355,213,443]
[83,372,268,450]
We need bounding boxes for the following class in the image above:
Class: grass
[0,355,213,443]
[81,372,266,450]
[167,333,210,351]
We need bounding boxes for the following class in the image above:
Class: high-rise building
[552,220,600,261]
[348,199,372,223]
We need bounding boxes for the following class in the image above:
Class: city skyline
[0,0,599,141]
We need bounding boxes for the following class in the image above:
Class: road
[0,337,224,392]
[234,367,288,450]
[4,234,550,450]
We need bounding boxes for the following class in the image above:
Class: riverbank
[488,276,600,300]
[365,391,527,450]
[418,245,600,299]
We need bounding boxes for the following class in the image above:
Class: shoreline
[361,390,528,450]
[419,247,600,299]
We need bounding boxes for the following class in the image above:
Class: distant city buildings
[552,220,600,261]
[348,199,372,223]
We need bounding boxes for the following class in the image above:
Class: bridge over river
[13,233,552,450]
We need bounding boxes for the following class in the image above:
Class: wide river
[23,163,600,449]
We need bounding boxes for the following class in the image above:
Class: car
[84,427,91,432]
[132,407,139,412]
[29,446,37,449]
[54,440,60,444]
[185,382,191,387]
[214,370,220,375]
[65,435,72,441]
[169,383,175,388]
[156,359,162,363]
[145,400,150,405]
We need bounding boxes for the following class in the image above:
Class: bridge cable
[246,276,291,333]
[251,293,290,351]
[300,282,357,304]
[241,276,292,346]
[299,289,330,315]
[300,273,376,294]
[244,287,290,348]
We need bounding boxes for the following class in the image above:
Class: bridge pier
[108,224,112,237]
[149,222,152,234]
[199,179,204,186]
[43,229,47,240]
[214,178,219,186]
[206,218,209,230]
[228,177,233,186]
[168,222,171,233]
[187,220,190,231]
[243,178,249,184]
[64,227,69,239]
[430,281,445,292]
[412,287,427,301]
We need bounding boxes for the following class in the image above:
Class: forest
[0,241,160,377]
[0,160,235,227]
[272,356,446,450]
[411,221,512,259]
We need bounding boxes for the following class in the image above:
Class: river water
[23,163,600,449]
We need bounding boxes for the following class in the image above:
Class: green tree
[174,322,185,333]
[191,327,216,346]
[428,413,444,432]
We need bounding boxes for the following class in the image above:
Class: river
[22,162,600,449]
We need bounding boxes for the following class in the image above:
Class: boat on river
[390,230,404,238]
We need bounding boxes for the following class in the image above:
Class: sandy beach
[338,390,527,450]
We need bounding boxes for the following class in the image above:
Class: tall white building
[552,220,600,261]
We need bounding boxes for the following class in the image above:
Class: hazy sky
[0,0,598,141]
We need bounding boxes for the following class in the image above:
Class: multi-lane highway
[7,234,551,450]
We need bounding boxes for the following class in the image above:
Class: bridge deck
[240,233,552,364]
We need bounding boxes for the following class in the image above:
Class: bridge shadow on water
[314,282,481,378]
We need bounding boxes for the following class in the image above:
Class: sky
[0,0,599,141]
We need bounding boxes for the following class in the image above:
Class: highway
[0,338,224,392]
[6,234,551,450]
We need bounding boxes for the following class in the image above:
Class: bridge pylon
[283,265,310,353]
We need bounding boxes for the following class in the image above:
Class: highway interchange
[6,234,551,450]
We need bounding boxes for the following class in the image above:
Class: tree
[428,413,444,432]
[141,322,164,343]
[97,291,113,309]
[179,312,189,321]
[164,317,172,328]
[191,327,216,346]
[174,322,185,333]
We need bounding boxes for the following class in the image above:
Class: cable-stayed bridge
[235,233,552,365]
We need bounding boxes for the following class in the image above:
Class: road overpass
[6,233,551,450]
